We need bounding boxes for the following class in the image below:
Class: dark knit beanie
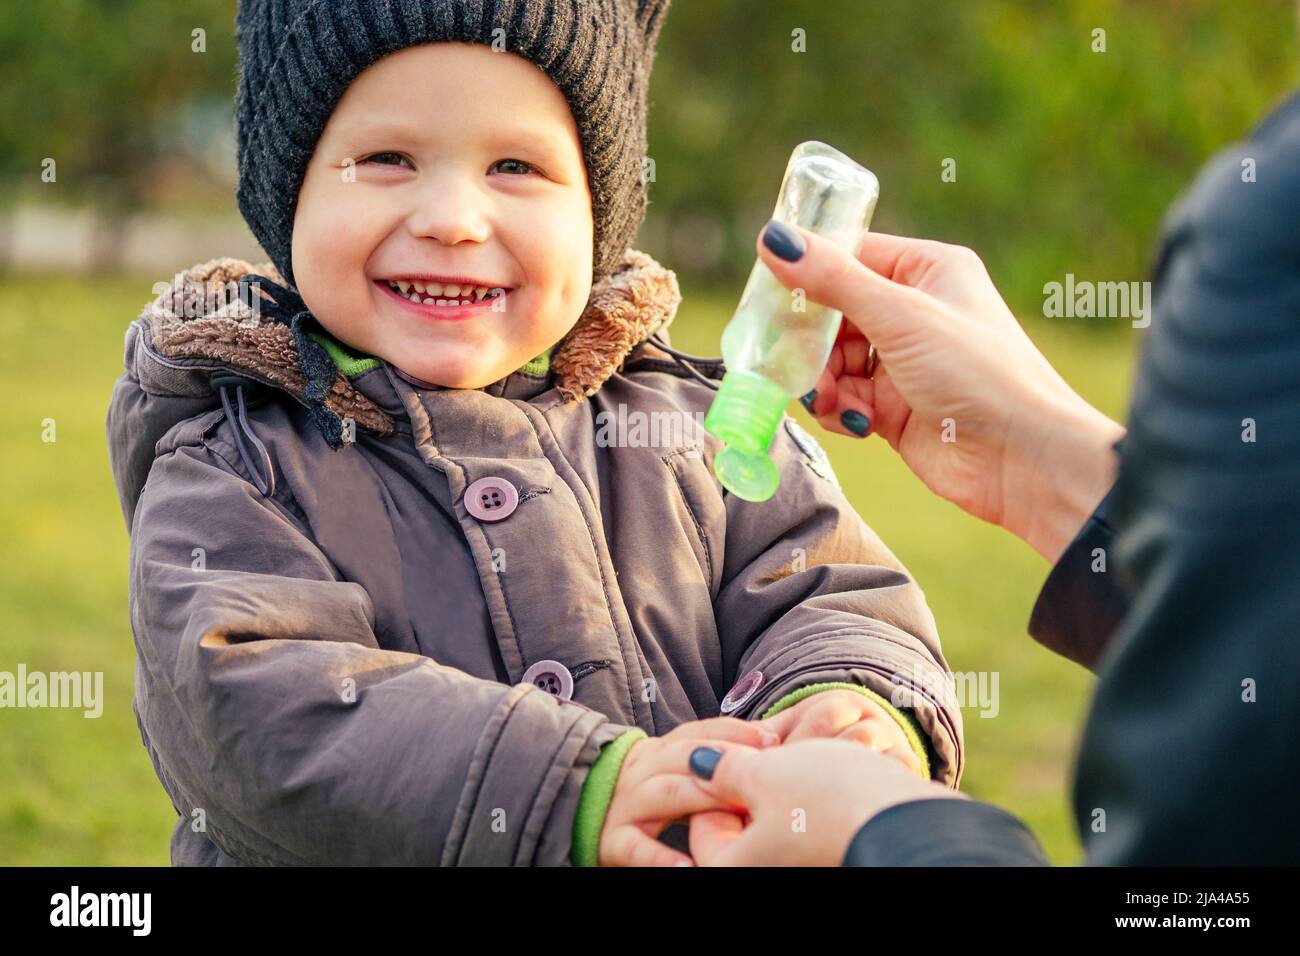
[234,0,670,290]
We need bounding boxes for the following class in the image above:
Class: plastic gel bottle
[704,141,880,501]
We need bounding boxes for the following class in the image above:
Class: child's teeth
[387,279,507,305]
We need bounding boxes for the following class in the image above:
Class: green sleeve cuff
[760,681,932,780]
[570,728,647,867]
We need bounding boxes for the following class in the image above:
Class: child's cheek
[294,204,370,302]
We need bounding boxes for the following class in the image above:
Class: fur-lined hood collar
[140,248,682,437]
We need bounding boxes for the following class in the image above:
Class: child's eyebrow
[473,123,577,168]
[341,117,573,165]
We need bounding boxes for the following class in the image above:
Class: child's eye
[360,152,412,169]
[491,158,537,176]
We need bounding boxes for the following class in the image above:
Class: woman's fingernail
[760,731,781,748]
[761,220,806,262]
[689,746,723,780]
[841,410,871,437]
[800,389,817,411]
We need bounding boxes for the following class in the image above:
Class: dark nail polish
[761,220,806,262]
[689,746,723,780]
[841,410,871,437]
[800,389,817,412]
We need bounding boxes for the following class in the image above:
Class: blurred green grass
[0,274,174,864]
[0,271,1135,865]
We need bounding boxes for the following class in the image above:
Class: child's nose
[405,175,491,246]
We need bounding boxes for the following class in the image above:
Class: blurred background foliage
[0,1,1296,865]
[0,0,237,264]
[645,0,1297,312]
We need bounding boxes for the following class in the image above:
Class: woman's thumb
[756,221,926,351]
[688,745,753,810]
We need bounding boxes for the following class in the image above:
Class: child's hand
[756,690,924,777]
[598,717,779,866]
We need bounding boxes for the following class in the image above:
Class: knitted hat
[234,0,670,290]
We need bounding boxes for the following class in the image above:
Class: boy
[107,0,963,866]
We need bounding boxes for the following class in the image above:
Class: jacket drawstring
[203,273,349,498]
[649,332,721,391]
[211,373,276,497]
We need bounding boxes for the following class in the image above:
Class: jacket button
[522,660,574,700]
[464,476,519,522]
[720,669,765,714]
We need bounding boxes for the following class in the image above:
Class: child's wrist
[571,728,646,867]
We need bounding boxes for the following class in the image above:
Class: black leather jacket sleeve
[1027,479,1128,672]
[843,799,1049,866]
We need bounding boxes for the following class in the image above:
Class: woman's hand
[685,739,963,866]
[759,222,1125,562]
[597,717,777,866]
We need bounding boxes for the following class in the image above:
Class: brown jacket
[106,248,964,866]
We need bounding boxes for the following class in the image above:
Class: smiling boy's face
[292,42,595,388]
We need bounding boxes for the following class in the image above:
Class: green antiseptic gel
[704,141,880,501]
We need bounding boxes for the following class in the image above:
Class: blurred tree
[0,0,237,270]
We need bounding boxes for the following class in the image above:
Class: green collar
[515,348,553,378]
[306,330,553,381]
